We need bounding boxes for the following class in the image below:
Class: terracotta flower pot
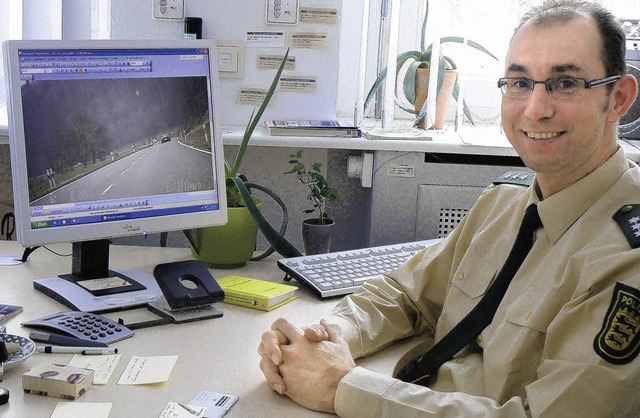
[414,68,458,129]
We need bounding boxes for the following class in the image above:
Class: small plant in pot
[285,150,339,255]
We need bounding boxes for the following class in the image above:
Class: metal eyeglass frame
[497,75,621,98]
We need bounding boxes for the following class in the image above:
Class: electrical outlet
[265,0,298,25]
[152,0,184,20]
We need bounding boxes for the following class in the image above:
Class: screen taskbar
[29,203,219,230]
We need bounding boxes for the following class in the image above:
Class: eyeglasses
[497,75,621,99]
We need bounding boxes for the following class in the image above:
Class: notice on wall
[257,54,296,71]
[278,76,317,93]
[300,7,338,24]
[237,87,268,106]
[388,164,416,178]
[289,32,329,49]
[246,31,285,48]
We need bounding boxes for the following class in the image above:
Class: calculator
[22,311,134,345]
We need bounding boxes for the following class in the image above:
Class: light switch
[152,0,185,20]
[265,0,298,25]
[216,40,244,79]
[218,46,239,72]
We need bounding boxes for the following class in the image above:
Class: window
[0,0,62,131]
[338,0,640,143]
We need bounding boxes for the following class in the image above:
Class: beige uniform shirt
[330,148,640,417]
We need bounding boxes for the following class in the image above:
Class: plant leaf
[231,48,290,176]
[229,176,302,258]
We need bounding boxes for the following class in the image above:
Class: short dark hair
[513,0,627,78]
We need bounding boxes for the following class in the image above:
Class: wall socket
[152,0,184,20]
[265,0,298,25]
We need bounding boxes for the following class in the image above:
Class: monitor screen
[3,39,227,311]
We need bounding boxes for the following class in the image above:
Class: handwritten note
[68,354,121,385]
[158,402,205,418]
[118,355,179,385]
[51,402,112,418]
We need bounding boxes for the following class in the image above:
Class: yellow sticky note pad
[118,355,179,385]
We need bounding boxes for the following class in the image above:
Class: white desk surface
[0,242,421,418]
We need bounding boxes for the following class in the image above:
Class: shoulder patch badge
[492,170,535,187]
[612,204,640,248]
[593,282,640,365]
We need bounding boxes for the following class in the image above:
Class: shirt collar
[527,147,630,243]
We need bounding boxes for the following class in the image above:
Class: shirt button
[620,205,633,214]
[454,358,465,364]
[457,272,465,281]
[525,311,533,320]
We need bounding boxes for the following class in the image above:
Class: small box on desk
[22,363,93,400]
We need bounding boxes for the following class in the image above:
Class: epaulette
[492,170,535,187]
[613,204,640,248]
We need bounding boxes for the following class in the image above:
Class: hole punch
[147,260,225,324]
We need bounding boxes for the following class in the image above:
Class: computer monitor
[2,39,227,311]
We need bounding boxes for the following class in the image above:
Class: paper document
[51,402,113,418]
[69,354,122,385]
[158,402,206,418]
[118,355,179,385]
[189,391,239,418]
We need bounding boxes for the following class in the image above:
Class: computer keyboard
[278,239,439,298]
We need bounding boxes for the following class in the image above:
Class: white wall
[72,0,346,127]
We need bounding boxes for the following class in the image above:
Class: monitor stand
[0,254,25,266]
[59,240,147,297]
[33,239,163,313]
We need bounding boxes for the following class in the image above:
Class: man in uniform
[259,1,640,416]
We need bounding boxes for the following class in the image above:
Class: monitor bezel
[3,38,228,247]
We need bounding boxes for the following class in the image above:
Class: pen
[36,346,118,355]
[28,331,108,348]
[178,403,198,415]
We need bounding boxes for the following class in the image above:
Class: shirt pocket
[505,290,560,333]
[438,257,498,333]
[451,255,499,299]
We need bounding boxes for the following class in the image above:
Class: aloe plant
[225,49,290,208]
[191,49,301,259]
[364,6,498,128]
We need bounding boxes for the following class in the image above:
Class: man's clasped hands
[258,318,355,414]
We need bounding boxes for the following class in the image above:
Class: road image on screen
[3,40,227,309]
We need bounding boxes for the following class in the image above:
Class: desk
[0,242,419,417]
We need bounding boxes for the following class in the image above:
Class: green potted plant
[364,7,498,129]
[285,150,340,255]
[183,49,303,267]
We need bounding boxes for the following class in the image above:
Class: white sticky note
[68,354,122,385]
[118,355,179,385]
[51,402,112,418]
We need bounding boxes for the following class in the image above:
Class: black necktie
[396,204,542,385]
